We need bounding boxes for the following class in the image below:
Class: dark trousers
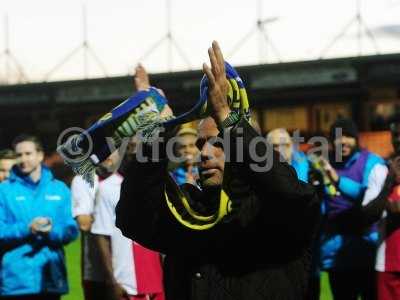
[0,295,60,300]
[83,280,109,300]
[306,274,321,300]
[328,269,376,300]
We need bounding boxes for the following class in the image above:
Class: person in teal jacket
[266,128,310,182]
[0,134,78,300]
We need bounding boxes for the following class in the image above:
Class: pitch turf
[62,238,333,300]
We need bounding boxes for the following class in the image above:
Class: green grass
[63,237,83,300]
[321,272,333,300]
[63,238,333,300]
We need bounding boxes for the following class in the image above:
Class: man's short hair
[0,149,17,160]
[12,134,44,152]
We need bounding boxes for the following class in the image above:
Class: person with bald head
[116,41,320,300]
[267,128,310,183]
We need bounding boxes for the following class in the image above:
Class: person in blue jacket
[266,128,310,182]
[170,126,200,186]
[320,118,385,300]
[0,134,78,300]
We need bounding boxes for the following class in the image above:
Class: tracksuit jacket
[0,165,78,296]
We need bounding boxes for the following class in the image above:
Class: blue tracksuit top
[291,150,310,183]
[320,150,384,270]
[0,165,78,296]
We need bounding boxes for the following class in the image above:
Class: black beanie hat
[329,118,358,141]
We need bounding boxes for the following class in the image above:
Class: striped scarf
[58,62,249,186]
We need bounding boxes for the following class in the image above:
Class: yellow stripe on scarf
[165,183,232,231]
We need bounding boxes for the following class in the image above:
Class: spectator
[0,134,78,299]
[266,128,309,182]
[0,149,16,182]
[348,115,400,299]
[71,174,104,300]
[170,126,200,186]
[320,118,385,300]
[92,150,164,300]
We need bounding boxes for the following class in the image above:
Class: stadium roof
[0,52,399,110]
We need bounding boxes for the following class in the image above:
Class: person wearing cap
[170,126,200,186]
[116,41,320,300]
[319,118,385,300]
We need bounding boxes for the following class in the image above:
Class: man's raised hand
[202,41,231,125]
[134,64,151,91]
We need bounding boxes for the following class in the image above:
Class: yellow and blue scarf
[58,62,249,190]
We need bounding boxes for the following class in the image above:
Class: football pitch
[63,238,333,300]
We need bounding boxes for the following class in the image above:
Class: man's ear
[39,151,45,163]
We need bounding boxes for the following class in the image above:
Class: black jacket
[116,118,320,300]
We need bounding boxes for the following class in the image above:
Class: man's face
[391,123,400,154]
[15,141,43,175]
[0,159,15,182]
[196,118,225,187]
[334,135,357,158]
[176,134,199,166]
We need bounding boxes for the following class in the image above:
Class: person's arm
[337,176,364,199]
[46,185,79,245]
[202,41,319,247]
[328,164,393,234]
[95,235,114,283]
[333,154,384,199]
[95,235,128,300]
[91,185,128,300]
[0,188,31,245]
[222,118,320,246]
[71,176,95,232]
[200,41,317,212]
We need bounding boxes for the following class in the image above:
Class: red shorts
[377,271,400,300]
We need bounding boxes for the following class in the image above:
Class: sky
[0,0,399,84]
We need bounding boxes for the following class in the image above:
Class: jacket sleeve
[224,118,320,242]
[337,154,385,200]
[116,144,219,257]
[71,175,95,217]
[47,185,79,245]
[0,188,31,245]
[226,118,318,205]
[328,165,392,234]
[337,177,363,199]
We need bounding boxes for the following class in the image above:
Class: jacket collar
[9,164,53,188]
